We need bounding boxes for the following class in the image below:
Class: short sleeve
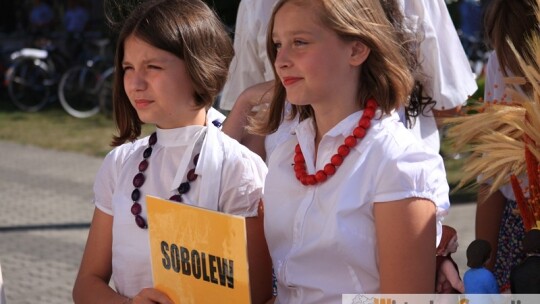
[93,150,118,215]
[372,138,450,213]
[219,140,268,217]
[93,144,135,215]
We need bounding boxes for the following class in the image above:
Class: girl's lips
[134,99,153,109]
[282,77,302,86]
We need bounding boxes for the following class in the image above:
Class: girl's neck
[157,108,206,129]
[312,99,361,147]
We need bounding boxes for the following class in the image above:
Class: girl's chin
[136,113,157,125]
[287,99,309,106]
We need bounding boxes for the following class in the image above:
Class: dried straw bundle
[444,0,540,230]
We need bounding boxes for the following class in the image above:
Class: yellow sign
[147,195,252,304]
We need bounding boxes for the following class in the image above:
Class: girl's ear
[349,41,370,66]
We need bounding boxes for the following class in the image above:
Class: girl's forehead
[276,1,319,18]
[273,2,322,31]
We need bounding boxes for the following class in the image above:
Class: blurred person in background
[64,0,89,34]
[64,0,90,55]
[436,225,464,293]
[29,0,55,36]
[477,0,540,292]
[510,229,540,294]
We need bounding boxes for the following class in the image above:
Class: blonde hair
[252,0,414,135]
[111,0,233,146]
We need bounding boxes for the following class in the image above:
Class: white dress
[399,0,478,152]
[93,114,267,297]
[264,110,450,303]
[219,0,277,111]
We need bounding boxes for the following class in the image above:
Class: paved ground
[0,139,477,303]
[0,140,99,304]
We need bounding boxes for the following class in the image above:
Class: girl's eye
[148,65,162,70]
[294,40,307,46]
[122,66,133,72]
[273,42,282,50]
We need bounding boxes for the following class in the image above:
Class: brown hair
[484,0,539,78]
[111,0,234,146]
[466,239,492,268]
[437,225,457,256]
[251,0,414,135]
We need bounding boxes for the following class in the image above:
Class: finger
[135,288,174,304]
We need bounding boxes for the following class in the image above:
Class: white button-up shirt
[264,111,449,303]
[93,110,267,297]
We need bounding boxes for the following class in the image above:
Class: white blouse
[93,113,267,297]
[264,111,449,303]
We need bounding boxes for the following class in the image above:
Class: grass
[0,89,477,202]
[0,98,117,157]
[0,92,154,157]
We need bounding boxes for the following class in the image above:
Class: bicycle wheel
[98,67,114,117]
[5,57,54,112]
[58,65,101,118]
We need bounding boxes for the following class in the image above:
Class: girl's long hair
[250,0,414,135]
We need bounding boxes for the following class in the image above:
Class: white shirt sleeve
[372,136,450,209]
[93,143,137,215]
[93,150,120,215]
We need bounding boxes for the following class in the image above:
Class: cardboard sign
[147,195,272,304]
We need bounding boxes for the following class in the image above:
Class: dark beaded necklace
[130,132,199,229]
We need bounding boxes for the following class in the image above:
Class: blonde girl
[255,0,449,302]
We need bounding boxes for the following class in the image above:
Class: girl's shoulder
[102,136,150,168]
[219,130,267,170]
[366,113,430,156]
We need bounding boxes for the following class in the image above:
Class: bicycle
[4,38,70,112]
[58,38,115,118]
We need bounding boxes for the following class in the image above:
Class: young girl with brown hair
[72,1,267,303]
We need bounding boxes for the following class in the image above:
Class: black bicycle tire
[58,65,101,118]
[6,57,53,112]
[98,67,114,117]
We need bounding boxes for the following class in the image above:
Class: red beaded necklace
[130,132,199,229]
[293,98,377,186]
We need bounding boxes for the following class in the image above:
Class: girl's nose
[275,47,291,70]
[124,70,147,92]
